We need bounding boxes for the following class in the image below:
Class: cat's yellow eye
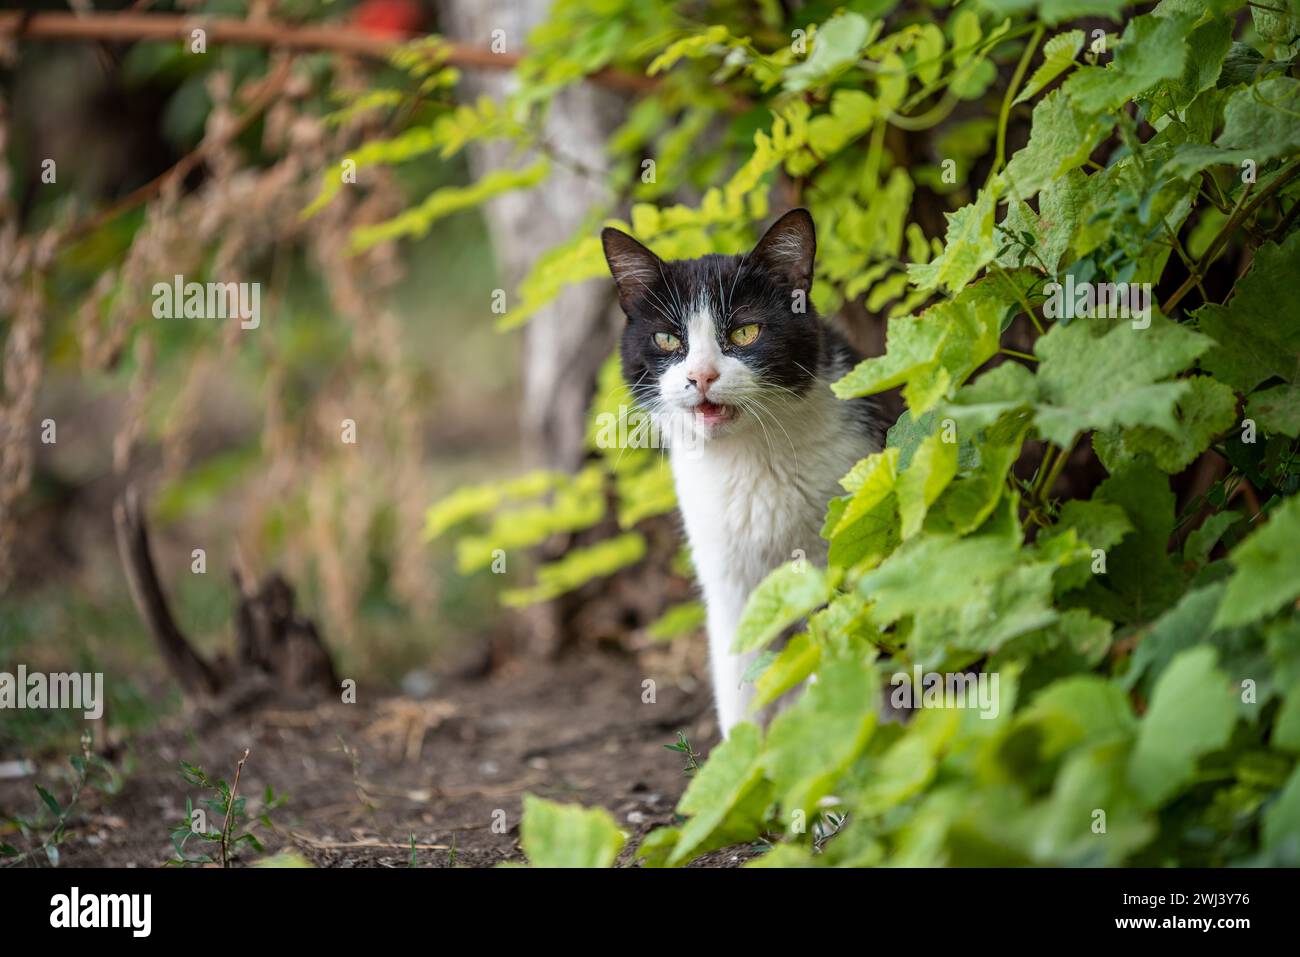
[654,332,681,352]
[729,323,761,347]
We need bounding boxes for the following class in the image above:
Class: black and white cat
[602,209,884,737]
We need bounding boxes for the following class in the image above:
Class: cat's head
[601,209,822,445]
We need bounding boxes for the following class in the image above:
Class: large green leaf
[1214,495,1300,628]
[1128,647,1236,808]
[1198,232,1300,394]
[762,656,878,819]
[1061,13,1192,112]
[834,276,1024,414]
[1002,89,1115,199]
[1092,375,1237,474]
[1034,317,1211,448]
[520,794,625,867]
[732,562,831,654]
[1081,461,1184,623]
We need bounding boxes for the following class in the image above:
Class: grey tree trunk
[438,0,628,658]
[438,0,624,471]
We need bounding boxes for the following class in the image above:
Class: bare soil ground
[0,647,759,868]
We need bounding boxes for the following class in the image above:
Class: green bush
[342,0,1300,865]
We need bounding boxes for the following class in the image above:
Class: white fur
[658,304,879,737]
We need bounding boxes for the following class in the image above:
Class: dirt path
[2,649,732,867]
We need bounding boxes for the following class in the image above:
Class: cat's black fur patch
[602,209,883,446]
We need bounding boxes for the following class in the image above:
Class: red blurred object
[352,0,425,38]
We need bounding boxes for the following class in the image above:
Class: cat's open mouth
[694,401,736,425]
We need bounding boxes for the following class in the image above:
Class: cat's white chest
[669,402,875,736]
[671,445,829,592]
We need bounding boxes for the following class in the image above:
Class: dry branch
[113,486,224,696]
[113,484,338,702]
[0,11,657,95]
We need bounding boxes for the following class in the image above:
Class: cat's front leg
[705,580,760,738]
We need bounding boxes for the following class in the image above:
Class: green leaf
[835,276,1023,414]
[732,562,831,654]
[519,794,625,868]
[827,448,900,570]
[1082,461,1184,623]
[927,429,1027,537]
[1061,13,1192,112]
[1183,512,1238,568]
[762,656,877,819]
[1002,89,1115,200]
[669,723,770,865]
[978,0,1126,26]
[351,159,550,253]
[887,409,980,472]
[634,826,681,867]
[1020,675,1136,758]
[1128,646,1236,808]
[854,711,955,816]
[1216,77,1300,162]
[1198,233,1300,393]
[36,785,61,818]
[1037,498,1133,592]
[754,631,822,707]
[1214,495,1300,628]
[746,843,817,867]
[424,470,566,540]
[1246,383,1300,438]
[1272,687,1300,753]
[1168,14,1233,108]
[646,601,705,641]
[1262,763,1300,852]
[783,13,872,93]
[647,25,736,76]
[1034,317,1211,448]
[896,432,959,539]
[501,532,645,607]
[1092,375,1237,473]
[907,187,997,295]
[857,531,1059,666]
[996,169,1088,274]
[943,362,1038,433]
[1121,583,1225,697]
[1014,30,1084,105]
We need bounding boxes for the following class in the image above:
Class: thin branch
[0,11,656,95]
[991,25,1045,181]
[62,55,293,247]
[1161,158,1300,315]
[113,486,224,696]
[289,833,451,852]
[220,748,251,869]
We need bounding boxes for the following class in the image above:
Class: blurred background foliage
[2,1,528,754]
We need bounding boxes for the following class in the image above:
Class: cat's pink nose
[687,367,719,393]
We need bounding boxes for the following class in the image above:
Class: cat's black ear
[751,208,816,291]
[601,227,663,307]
